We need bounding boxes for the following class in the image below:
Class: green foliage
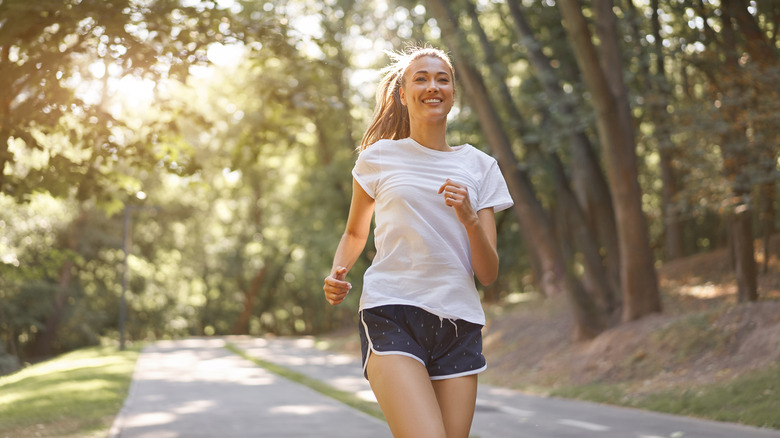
[1,0,778,369]
[0,0,258,205]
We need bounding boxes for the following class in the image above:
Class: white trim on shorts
[359,311,427,379]
[359,310,485,381]
[430,364,487,381]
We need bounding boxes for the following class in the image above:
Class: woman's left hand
[438,179,478,226]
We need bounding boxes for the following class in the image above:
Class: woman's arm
[323,178,375,305]
[439,179,499,286]
[464,208,498,286]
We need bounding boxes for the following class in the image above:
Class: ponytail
[359,67,409,150]
[359,45,454,151]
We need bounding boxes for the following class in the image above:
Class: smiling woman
[324,45,513,438]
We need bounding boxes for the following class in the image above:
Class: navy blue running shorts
[358,304,486,380]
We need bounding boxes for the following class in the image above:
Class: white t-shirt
[352,137,514,325]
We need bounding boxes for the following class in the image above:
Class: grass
[224,342,386,422]
[651,309,731,363]
[0,344,141,438]
[637,363,780,429]
[551,363,780,429]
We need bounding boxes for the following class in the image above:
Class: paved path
[109,338,389,438]
[230,336,780,438]
[112,337,780,438]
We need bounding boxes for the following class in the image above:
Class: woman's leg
[366,353,447,438]
[432,375,478,438]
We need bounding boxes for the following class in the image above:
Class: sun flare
[73,60,159,119]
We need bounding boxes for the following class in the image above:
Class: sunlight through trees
[1,0,777,369]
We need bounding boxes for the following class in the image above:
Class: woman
[323,45,513,438]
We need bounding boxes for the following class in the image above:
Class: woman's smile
[400,56,455,122]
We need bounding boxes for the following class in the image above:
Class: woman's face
[399,55,455,124]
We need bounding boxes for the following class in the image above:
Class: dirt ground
[480,234,780,397]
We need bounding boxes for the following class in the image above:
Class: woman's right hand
[323,266,352,305]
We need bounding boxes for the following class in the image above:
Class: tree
[673,0,779,301]
[0,0,237,202]
[427,0,606,339]
[505,0,621,318]
[3,0,777,364]
[626,0,686,260]
[557,0,662,321]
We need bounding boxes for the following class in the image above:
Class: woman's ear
[398,86,407,106]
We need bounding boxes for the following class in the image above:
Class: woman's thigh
[432,375,478,438]
[366,353,447,438]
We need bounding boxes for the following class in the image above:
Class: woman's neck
[408,122,450,152]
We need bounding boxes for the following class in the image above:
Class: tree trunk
[467,0,615,313]
[558,0,662,321]
[642,0,686,260]
[549,153,616,320]
[718,5,760,302]
[427,0,604,339]
[232,263,269,335]
[507,0,621,301]
[29,261,75,357]
[730,210,759,302]
[462,0,547,300]
[725,0,778,274]
[28,210,87,358]
[0,300,20,371]
[728,0,776,62]
[564,268,606,340]
[463,0,524,130]
[553,201,608,334]
[428,0,569,299]
[759,182,776,274]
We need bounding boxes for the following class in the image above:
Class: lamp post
[120,205,130,351]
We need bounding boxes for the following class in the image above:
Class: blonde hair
[359,45,454,151]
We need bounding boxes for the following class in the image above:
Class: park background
[0,0,779,433]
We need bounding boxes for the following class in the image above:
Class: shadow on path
[112,337,780,438]
[110,338,389,438]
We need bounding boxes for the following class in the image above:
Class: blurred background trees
[1,0,777,371]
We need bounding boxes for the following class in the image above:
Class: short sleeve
[478,160,513,212]
[351,147,381,199]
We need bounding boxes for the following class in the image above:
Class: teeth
[423,99,442,103]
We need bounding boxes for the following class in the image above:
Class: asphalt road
[109,338,389,438]
[231,336,780,438]
[111,337,780,438]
